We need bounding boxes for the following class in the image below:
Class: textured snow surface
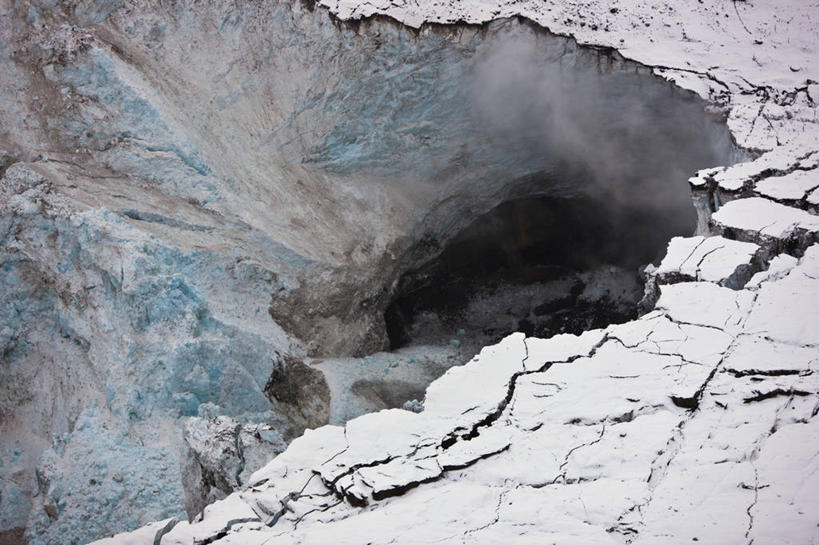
[656,235,760,287]
[1,3,740,541]
[94,246,819,544]
[2,0,818,543]
[712,197,819,239]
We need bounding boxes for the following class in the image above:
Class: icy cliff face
[85,0,819,543]
[0,2,739,543]
[1,0,817,544]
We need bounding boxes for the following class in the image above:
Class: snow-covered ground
[83,0,819,544]
[96,244,819,544]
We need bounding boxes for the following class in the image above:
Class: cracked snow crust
[92,1,819,544]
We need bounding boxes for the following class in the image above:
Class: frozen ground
[1,0,817,543]
[109,244,819,544]
[85,0,819,544]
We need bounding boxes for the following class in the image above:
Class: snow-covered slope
[2,0,817,543]
[0,2,739,542]
[95,243,819,544]
[81,0,819,544]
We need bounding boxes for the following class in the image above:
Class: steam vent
[1,1,818,544]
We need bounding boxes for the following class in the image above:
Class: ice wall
[0,2,737,543]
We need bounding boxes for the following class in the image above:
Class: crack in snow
[743,466,759,544]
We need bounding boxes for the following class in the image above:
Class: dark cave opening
[263,14,742,424]
[385,189,693,351]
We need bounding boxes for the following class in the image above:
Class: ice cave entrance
[251,13,743,438]
[357,21,742,355]
[267,15,738,366]
[386,191,676,352]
